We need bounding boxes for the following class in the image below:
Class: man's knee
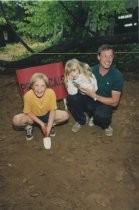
[94,112,112,129]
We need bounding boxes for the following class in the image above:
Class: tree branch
[0,2,34,53]
[58,0,97,38]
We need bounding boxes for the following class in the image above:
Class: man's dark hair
[97,44,114,55]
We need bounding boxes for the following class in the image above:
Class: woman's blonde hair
[30,73,49,88]
[64,59,92,86]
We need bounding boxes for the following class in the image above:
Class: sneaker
[84,113,89,124]
[25,125,33,140]
[88,117,94,127]
[72,122,82,133]
[105,125,113,136]
[50,126,56,137]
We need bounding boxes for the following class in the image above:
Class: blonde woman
[13,73,69,140]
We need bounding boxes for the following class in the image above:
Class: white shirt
[67,73,98,95]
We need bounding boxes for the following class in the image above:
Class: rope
[32,52,139,55]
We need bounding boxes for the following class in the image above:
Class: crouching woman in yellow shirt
[12,73,69,140]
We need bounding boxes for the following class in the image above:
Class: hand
[79,86,96,98]
[67,74,74,80]
[43,125,52,137]
[41,123,48,136]
[46,126,51,137]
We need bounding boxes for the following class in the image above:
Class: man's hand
[79,86,96,98]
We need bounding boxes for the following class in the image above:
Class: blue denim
[37,112,50,123]
[67,92,113,129]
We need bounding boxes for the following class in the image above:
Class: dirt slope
[0,74,139,210]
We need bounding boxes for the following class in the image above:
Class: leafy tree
[13,0,127,42]
[0,1,24,24]
[0,0,128,56]
[0,1,34,52]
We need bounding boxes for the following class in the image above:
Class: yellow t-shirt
[23,88,57,116]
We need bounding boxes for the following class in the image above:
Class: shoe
[88,117,94,127]
[72,122,82,133]
[50,126,56,137]
[84,113,89,124]
[25,125,33,140]
[105,125,113,136]
[84,113,94,126]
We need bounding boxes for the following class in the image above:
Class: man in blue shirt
[67,44,124,136]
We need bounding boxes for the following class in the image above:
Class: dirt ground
[0,74,139,210]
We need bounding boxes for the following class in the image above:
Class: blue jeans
[67,92,113,129]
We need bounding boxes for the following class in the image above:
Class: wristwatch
[94,94,98,101]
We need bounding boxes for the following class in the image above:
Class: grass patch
[0,40,48,61]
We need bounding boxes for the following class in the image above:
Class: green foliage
[0,0,127,43]
[86,0,127,31]
[0,1,24,24]
[114,43,139,66]
[0,39,48,60]
[15,1,67,40]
